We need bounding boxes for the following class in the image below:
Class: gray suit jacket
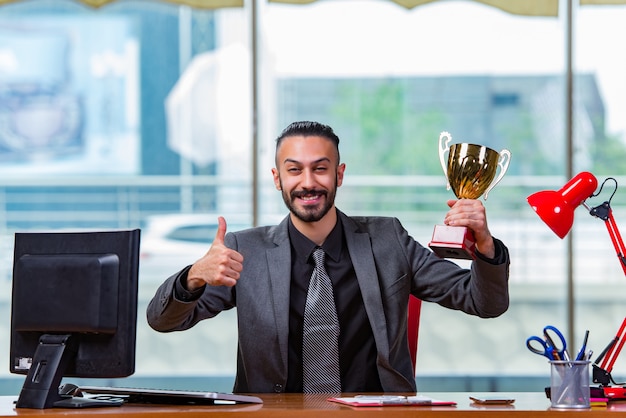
[147,210,510,393]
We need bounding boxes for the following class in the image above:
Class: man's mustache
[291,189,327,199]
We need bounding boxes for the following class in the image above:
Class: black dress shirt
[285,214,382,392]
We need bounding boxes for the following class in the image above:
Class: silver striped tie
[302,248,341,393]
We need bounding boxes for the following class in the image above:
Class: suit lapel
[340,213,390,359]
[266,218,292,374]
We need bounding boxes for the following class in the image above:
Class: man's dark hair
[275,121,341,163]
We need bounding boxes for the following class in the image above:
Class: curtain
[580,0,626,3]
[268,0,559,16]
[1,0,621,13]
[0,0,244,8]
[0,0,559,14]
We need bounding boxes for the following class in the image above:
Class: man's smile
[293,190,327,204]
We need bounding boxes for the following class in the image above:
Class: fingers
[214,216,227,245]
[444,199,495,257]
[208,247,244,287]
[444,199,488,232]
[186,217,244,290]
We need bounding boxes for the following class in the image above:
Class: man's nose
[301,169,316,188]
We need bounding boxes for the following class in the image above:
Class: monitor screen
[9,229,140,409]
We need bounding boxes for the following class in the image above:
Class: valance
[1,0,621,14]
[0,0,243,8]
[268,0,559,16]
[0,0,562,14]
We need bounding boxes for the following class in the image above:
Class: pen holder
[549,360,591,409]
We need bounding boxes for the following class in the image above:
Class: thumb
[214,216,227,244]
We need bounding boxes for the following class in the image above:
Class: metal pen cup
[549,360,591,409]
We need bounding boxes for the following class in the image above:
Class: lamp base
[428,225,476,260]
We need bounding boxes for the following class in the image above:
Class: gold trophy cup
[429,131,511,259]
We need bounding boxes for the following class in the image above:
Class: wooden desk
[1,393,626,417]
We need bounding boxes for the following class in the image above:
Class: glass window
[574,3,626,382]
[2,0,626,394]
[0,0,251,392]
[263,0,566,385]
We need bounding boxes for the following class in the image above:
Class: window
[2,0,626,393]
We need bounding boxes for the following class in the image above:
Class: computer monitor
[9,229,140,409]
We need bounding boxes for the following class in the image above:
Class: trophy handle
[438,131,453,190]
[483,149,511,200]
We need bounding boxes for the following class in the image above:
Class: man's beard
[279,179,337,223]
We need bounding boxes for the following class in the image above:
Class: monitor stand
[15,334,122,409]
[53,395,123,408]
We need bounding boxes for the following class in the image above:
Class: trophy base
[428,225,476,260]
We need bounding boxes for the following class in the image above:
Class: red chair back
[408,295,422,372]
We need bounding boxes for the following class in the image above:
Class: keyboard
[76,385,263,405]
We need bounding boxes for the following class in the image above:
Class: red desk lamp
[527,171,626,388]
[527,171,626,275]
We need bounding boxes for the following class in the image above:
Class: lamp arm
[602,317,626,373]
[593,317,626,388]
[589,201,626,276]
[587,201,626,385]
[606,212,626,276]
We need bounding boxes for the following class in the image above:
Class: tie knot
[312,248,325,266]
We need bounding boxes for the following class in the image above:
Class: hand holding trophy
[429,131,511,259]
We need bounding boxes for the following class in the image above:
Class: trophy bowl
[429,131,511,259]
[447,143,502,200]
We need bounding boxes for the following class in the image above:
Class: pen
[354,395,405,400]
[576,330,590,361]
[379,400,409,405]
[353,395,408,405]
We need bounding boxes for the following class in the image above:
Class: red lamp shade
[527,172,598,239]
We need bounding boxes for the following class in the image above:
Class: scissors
[526,325,569,361]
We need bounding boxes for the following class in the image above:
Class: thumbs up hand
[186,216,244,290]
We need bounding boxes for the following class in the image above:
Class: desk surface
[1,392,626,417]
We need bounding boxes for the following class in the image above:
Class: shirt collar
[288,212,343,263]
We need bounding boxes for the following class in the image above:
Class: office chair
[408,295,422,372]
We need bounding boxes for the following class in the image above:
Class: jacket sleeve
[396,219,510,318]
[146,246,237,332]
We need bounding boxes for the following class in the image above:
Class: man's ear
[336,163,346,187]
[272,168,281,190]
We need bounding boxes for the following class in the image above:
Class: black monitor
[9,229,140,409]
